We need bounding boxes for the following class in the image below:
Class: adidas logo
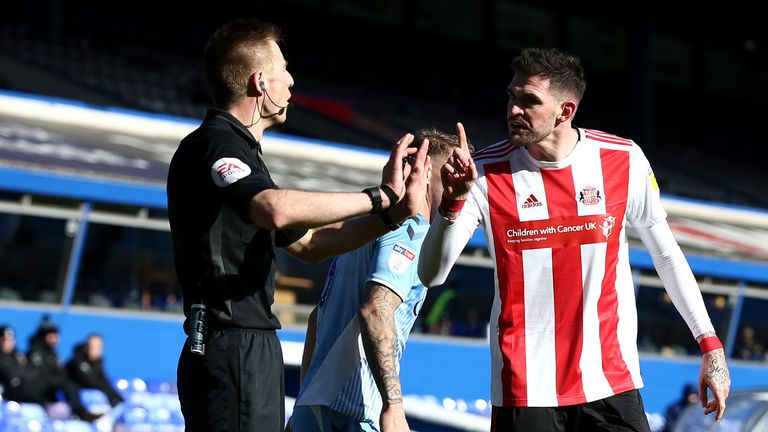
[521,194,542,209]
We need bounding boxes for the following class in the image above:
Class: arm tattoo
[704,350,731,389]
[359,284,403,405]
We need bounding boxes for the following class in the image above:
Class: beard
[507,115,557,147]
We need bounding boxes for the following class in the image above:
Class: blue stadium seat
[1,400,54,431]
[79,388,111,415]
[58,420,96,432]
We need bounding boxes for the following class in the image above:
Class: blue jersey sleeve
[368,217,428,300]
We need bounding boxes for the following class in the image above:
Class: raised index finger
[456,122,469,154]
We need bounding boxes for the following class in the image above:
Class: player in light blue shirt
[291,126,473,432]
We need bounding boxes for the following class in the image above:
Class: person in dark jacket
[65,333,124,407]
[26,315,67,403]
[27,315,102,421]
[0,324,46,404]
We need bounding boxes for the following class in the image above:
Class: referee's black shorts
[491,390,651,432]
[177,328,285,432]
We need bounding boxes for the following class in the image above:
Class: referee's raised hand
[383,134,429,223]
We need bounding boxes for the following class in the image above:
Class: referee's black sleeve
[205,134,273,221]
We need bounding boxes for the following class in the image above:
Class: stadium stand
[1,3,764,208]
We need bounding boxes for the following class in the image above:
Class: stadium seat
[79,388,111,415]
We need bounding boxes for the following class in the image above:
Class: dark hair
[0,325,14,339]
[37,314,59,335]
[511,48,586,103]
[204,19,283,109]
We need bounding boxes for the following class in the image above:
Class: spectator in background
[27,315,101,421]
[27,314,67,403]
[663,383,698,432]
[65,333,124,409]
[735,325,765,361]
[0,324,46,404]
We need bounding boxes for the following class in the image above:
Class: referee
[167,19,428,432]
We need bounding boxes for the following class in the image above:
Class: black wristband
[379,184,400,209]
[363,186,382,214]
[379,208,401,231]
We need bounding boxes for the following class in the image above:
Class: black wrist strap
[363,186,382,214]
[379,208,401,231]
[379,184,400,209]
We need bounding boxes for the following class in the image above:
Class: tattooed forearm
[359,283,403,405]
[704,350,731,388]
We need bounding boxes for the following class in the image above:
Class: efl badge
[388,243,416,275]
[578,185,602,205]
[211,158,251,187]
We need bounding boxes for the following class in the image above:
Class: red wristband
[439,197,466,215]
[699,336,723,354]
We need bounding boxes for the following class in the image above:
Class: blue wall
[3,305,766,416]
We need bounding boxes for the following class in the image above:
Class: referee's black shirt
[167,109,306,331]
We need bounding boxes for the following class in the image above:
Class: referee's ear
[247,71,266,97]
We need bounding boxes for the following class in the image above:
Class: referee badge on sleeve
[212,158,251,187]
[388,243,416,275]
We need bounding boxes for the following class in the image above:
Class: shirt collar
[206,109,262,154]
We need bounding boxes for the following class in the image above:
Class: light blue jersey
[295,214,430,431]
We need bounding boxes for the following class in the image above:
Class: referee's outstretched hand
[384,134,429,223]
[699,348,730,422]
[380,133,416,206]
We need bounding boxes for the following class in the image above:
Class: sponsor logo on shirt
[502,214,616,250]
[577,185,602,205]
[388,243,416,275]
[521,194,542,209]
[211,157,251,187]
[599,215,616,238]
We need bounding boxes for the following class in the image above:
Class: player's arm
[283,216,393,263]
[358,281,409,432]
[418,123,477,286]
[283,139,429,263]
[636,221,730,421]
[250,133,424,231]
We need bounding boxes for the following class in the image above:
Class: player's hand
[380,133,420,207]
[380,403,410,432]
[441,122,476,200]
[388,137,429,222]
[699,348,730,421]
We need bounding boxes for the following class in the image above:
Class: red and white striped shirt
[419,128,714,407]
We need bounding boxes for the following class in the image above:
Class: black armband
[363,186,382,214]
[379,184,400,209]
